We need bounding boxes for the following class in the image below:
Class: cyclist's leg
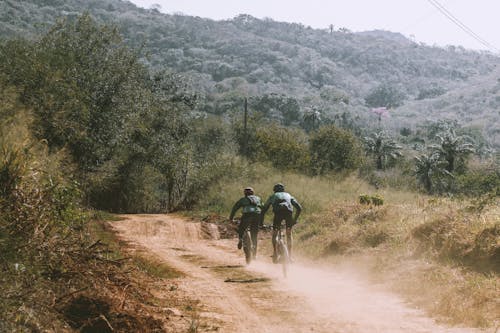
[238,215,251,249]
[249,214,259,258]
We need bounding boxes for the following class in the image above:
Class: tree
[431,129,475,173]
[365,84,406,109]
[0,15,225,213]
[0,14,144,173]
[302,109,321,132]
[249,94,300,126]
[363,131,402,170]
[414,152,451,193]
[310,125,363,174]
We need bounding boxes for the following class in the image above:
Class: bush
[310,125,363,174]
[455,168,500,197]
[254,124,310,171]
[358,194,384,206]
[411,212,499,273]
[0,110,91,329]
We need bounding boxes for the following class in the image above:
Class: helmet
[243,187,254,195]
[273,183,285,192]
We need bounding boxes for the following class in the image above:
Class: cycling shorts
[272,210,294,230]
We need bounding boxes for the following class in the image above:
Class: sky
[128,0,500,53]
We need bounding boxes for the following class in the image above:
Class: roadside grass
[197,163,499,328]
[295,198,499,328]
[90,212,184,279]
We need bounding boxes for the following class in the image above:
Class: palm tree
[414,152,451,193]
[431,129,475,173]
[364,131,402,170]
[302,109,321,132]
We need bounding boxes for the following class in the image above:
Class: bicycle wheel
[242,230,253,264]
[279,239,289,277]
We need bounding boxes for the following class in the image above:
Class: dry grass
[295,197,499,328]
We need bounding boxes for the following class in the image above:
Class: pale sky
[128,0,500,53]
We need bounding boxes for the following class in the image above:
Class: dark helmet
[243,187,254,195]
[273,183,285,192]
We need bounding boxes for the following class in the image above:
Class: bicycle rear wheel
[242,230,253,265]
[278,239,289,277]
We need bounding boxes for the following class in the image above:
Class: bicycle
[233,219,254,265]
[272,223,291,278]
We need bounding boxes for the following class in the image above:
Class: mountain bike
[233,219,254,265]
[273,223,290,278]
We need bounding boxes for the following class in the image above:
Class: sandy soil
[109,214,491,333]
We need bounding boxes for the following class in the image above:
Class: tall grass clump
[0,94,89,329]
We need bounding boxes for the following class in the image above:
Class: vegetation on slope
[1,0,500,149]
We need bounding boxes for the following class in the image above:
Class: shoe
[237,239,242,249]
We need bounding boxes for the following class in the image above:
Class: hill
[1,0,499,147]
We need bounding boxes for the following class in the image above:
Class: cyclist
[229,187,263,258]
[261,183,302,263]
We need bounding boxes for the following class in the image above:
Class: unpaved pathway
[109,214,489,333]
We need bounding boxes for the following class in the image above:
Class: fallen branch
[53,286,90,304]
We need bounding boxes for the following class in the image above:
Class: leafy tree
[249,93,300,126]
[365,84,406,108]
[364,131,402,170]
[0,14,143,173]
[310,125,363,174]
[0,14,231,213]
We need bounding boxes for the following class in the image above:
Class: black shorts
[272,210,294,230]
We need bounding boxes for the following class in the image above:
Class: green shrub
[310,125,363,174]
[455,169,500,196]
[358,194,384,206]
[371,194,384,206]
[359,194,371,205]
[254,124,310,171]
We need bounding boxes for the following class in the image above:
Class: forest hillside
[1,0,500,148]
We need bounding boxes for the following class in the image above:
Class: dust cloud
[248,260,483,333]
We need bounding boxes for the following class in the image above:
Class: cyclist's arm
[262,195,275,214]
[259,196,273,225]
[229,199,244,221]
[291,198,302,222]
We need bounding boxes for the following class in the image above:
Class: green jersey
[262,191,302,213]
[229,195,263,220]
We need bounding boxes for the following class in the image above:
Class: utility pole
[243,97,248,155]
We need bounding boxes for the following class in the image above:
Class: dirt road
[109,214,488,333]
